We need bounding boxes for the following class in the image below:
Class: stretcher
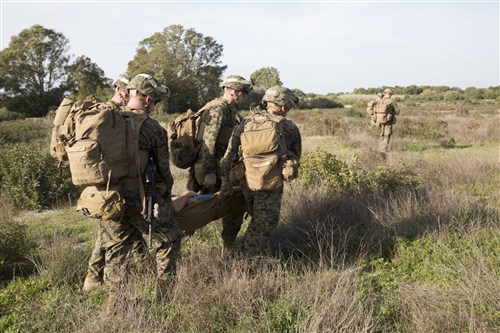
[175,187,247,232]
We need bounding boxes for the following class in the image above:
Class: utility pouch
[243,154,282,191]
[67,139,109,186]
[77,183,124,220]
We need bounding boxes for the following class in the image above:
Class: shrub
[0,119,49,144]
[0,197,29,277]
[297,149,421,194]
[0,107,24,122]
[343,107,364,118]
[0,277,50,331]
[0,143,79,210]
[297,96,343,109]
[397,118,455,148]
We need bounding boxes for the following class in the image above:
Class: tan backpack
[240,111,288,191]
[49,96,97,163]
[374,98,397,125]
[366,100,376,115]
[169,99,229,170]
[168,108,205,169]
[66,106,147,186]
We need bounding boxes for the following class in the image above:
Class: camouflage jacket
[199,98,241,175]
[220,112,302,177]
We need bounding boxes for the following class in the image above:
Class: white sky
[1,0,499,94]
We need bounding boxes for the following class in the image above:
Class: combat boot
[83,272,103,292]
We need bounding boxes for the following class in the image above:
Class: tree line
[353,85,500,102]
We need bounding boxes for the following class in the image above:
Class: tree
[65,55,112,101]
[443,90,462,101]
[127,25,226,114]
[250,67,282,90]
[0,25,70,116]
[463,87,483,101]
[405,85,423,95]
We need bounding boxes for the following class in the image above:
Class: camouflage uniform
[83,76,151,291]
[221,86,301,255]
[374,89,400,153]
[188,75,252,248]
[189,98,241,191]
[85,215,149,290]
[99,75,183,293]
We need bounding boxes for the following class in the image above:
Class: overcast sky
[1,0,498,94]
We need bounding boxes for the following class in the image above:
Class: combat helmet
[127,74,169,102]
[222,75,253,94]
[383,88,394,95]
[113,74,130,91]
[262,86,299,110]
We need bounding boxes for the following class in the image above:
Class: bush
[0,198,29,277]
[297,95,343,109]
[0,119,49,144]
[343,107,364,118]
[0,107,24,122]
[0,143,79,210]
[397,118,455,148]
[0,277,50,331]
[297,149,421,194]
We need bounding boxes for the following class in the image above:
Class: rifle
[145,156,156,248]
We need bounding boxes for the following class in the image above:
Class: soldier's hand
[203,173,217,191]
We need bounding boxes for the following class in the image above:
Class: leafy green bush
[0,119,49,144]
[0,198,29,276]
[297,95,343,109]
[397,119,455,148]
[403,98,417,107]
[298,149,421,194]
[0,277,50,331]
[343,107,364,118]
[0,143,79,210]
[0,107,24,122]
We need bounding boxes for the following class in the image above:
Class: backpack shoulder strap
[199,98,227,112]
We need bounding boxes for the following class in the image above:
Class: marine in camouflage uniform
[374,88,400,153]
[220,86,302,255]
[187,75,252,248]
[82,75,151,292]
[99,74,183,297]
